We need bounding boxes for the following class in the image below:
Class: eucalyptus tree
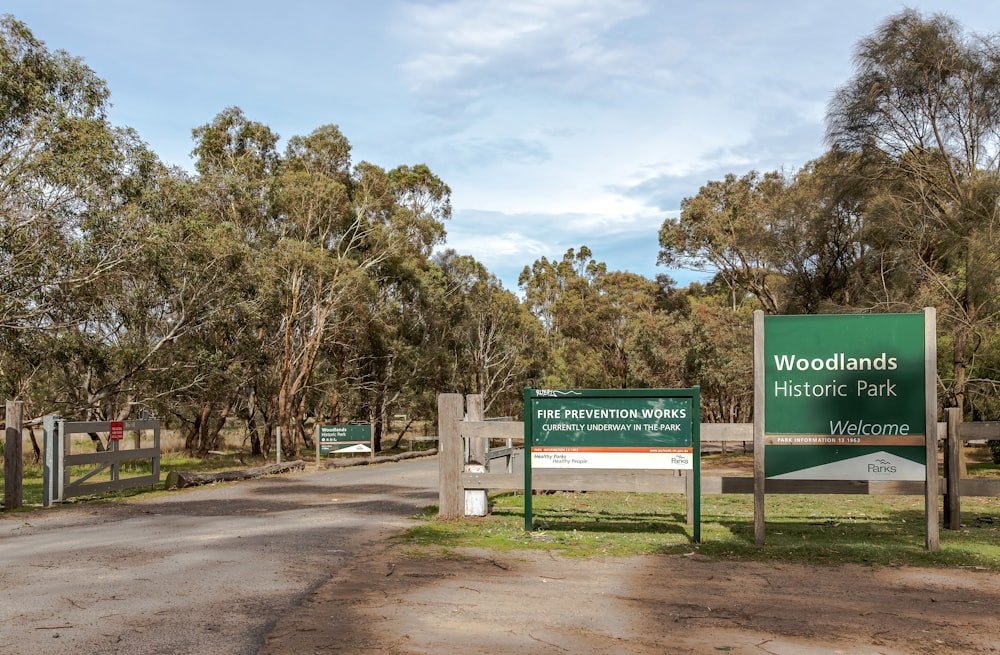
[0,15,162,424]
[344,162,452,451]
[518,247,592,387]
[433,250,539,416]
[187,108,457,456]
[519,246,663,390]
[137,165,264,455]
[678,293,754,423]
[270,125,373,456]
[774,150,871,313]
[826,9,1000,414]
[186,107,282,454]
[659,150,888,316]
[592,270,664,389]
[658,171,788,313]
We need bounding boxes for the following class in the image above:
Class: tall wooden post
[924,307,940,551]
[752,310,766,546]
[4,400,24,510]
[437,394,464,519]
[464,394,488,516]
[43,415,62,506]
[945,407,961,530]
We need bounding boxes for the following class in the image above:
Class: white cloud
[444,203,674,291]
[395,0,653,100]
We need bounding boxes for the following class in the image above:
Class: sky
[8,1,1000,292]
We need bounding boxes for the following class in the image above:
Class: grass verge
[399,491,1000,571]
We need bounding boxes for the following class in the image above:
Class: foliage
[656,9,1000,426]
[680,296,753,422]
[827,8,1000,414]
[659,171,788,313]
[8,9,1000,462]
[1,14,160,420]
[521,246,668,388]
[0,18,479,455]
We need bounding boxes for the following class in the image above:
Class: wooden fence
[43,416,161,506]
[438,394,1000,521]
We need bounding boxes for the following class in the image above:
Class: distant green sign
[763,314,927,480]
[317,425,372,454]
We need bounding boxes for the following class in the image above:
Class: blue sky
[8,1,1000,292]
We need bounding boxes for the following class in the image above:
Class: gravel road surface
[0,457,438,655]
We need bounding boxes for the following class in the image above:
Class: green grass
[398,491,1000,571]
[968,461,1000,477]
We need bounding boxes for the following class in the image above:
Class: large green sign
[523,388,701,538]
[528,389,696,469]
[763,313,927,480]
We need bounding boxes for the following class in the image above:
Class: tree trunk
[388,417,417,450]
[87,432,107,452]
[204,400,232,453]
[954,331,968,476]
[184,403,205,453]
[245,387,263,457]
[27,424,42,462]
[373,415,383,453]
[165,460,305,489]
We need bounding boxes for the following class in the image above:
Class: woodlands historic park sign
[316,424,373,455]
[762,313,930,481]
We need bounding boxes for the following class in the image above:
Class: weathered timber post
[438,394,464,519]
[466,394,485,464]
[924,307,940,551]
[945,407,962,530]
[4,400,24,510]
[464,394,488,516]
[752,310,766,546]
[42,415,62,507]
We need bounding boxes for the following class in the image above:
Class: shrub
[990,440,1000,465]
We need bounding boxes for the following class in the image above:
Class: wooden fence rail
[43,416,161,506]
[438,394,1000,522]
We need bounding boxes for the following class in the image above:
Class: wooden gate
[43,416,161,506]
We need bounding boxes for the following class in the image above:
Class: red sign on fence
[109,421,124,441]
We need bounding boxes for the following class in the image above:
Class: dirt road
[3,456,998,654]
[0,457,438,655]
[265,546,999,655]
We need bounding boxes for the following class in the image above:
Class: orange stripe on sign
[764,435,924,446]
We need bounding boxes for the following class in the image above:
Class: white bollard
[463,464,488,516]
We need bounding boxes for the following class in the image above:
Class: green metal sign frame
[523,387,701,541]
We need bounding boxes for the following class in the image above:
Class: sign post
[523,388,701,541]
